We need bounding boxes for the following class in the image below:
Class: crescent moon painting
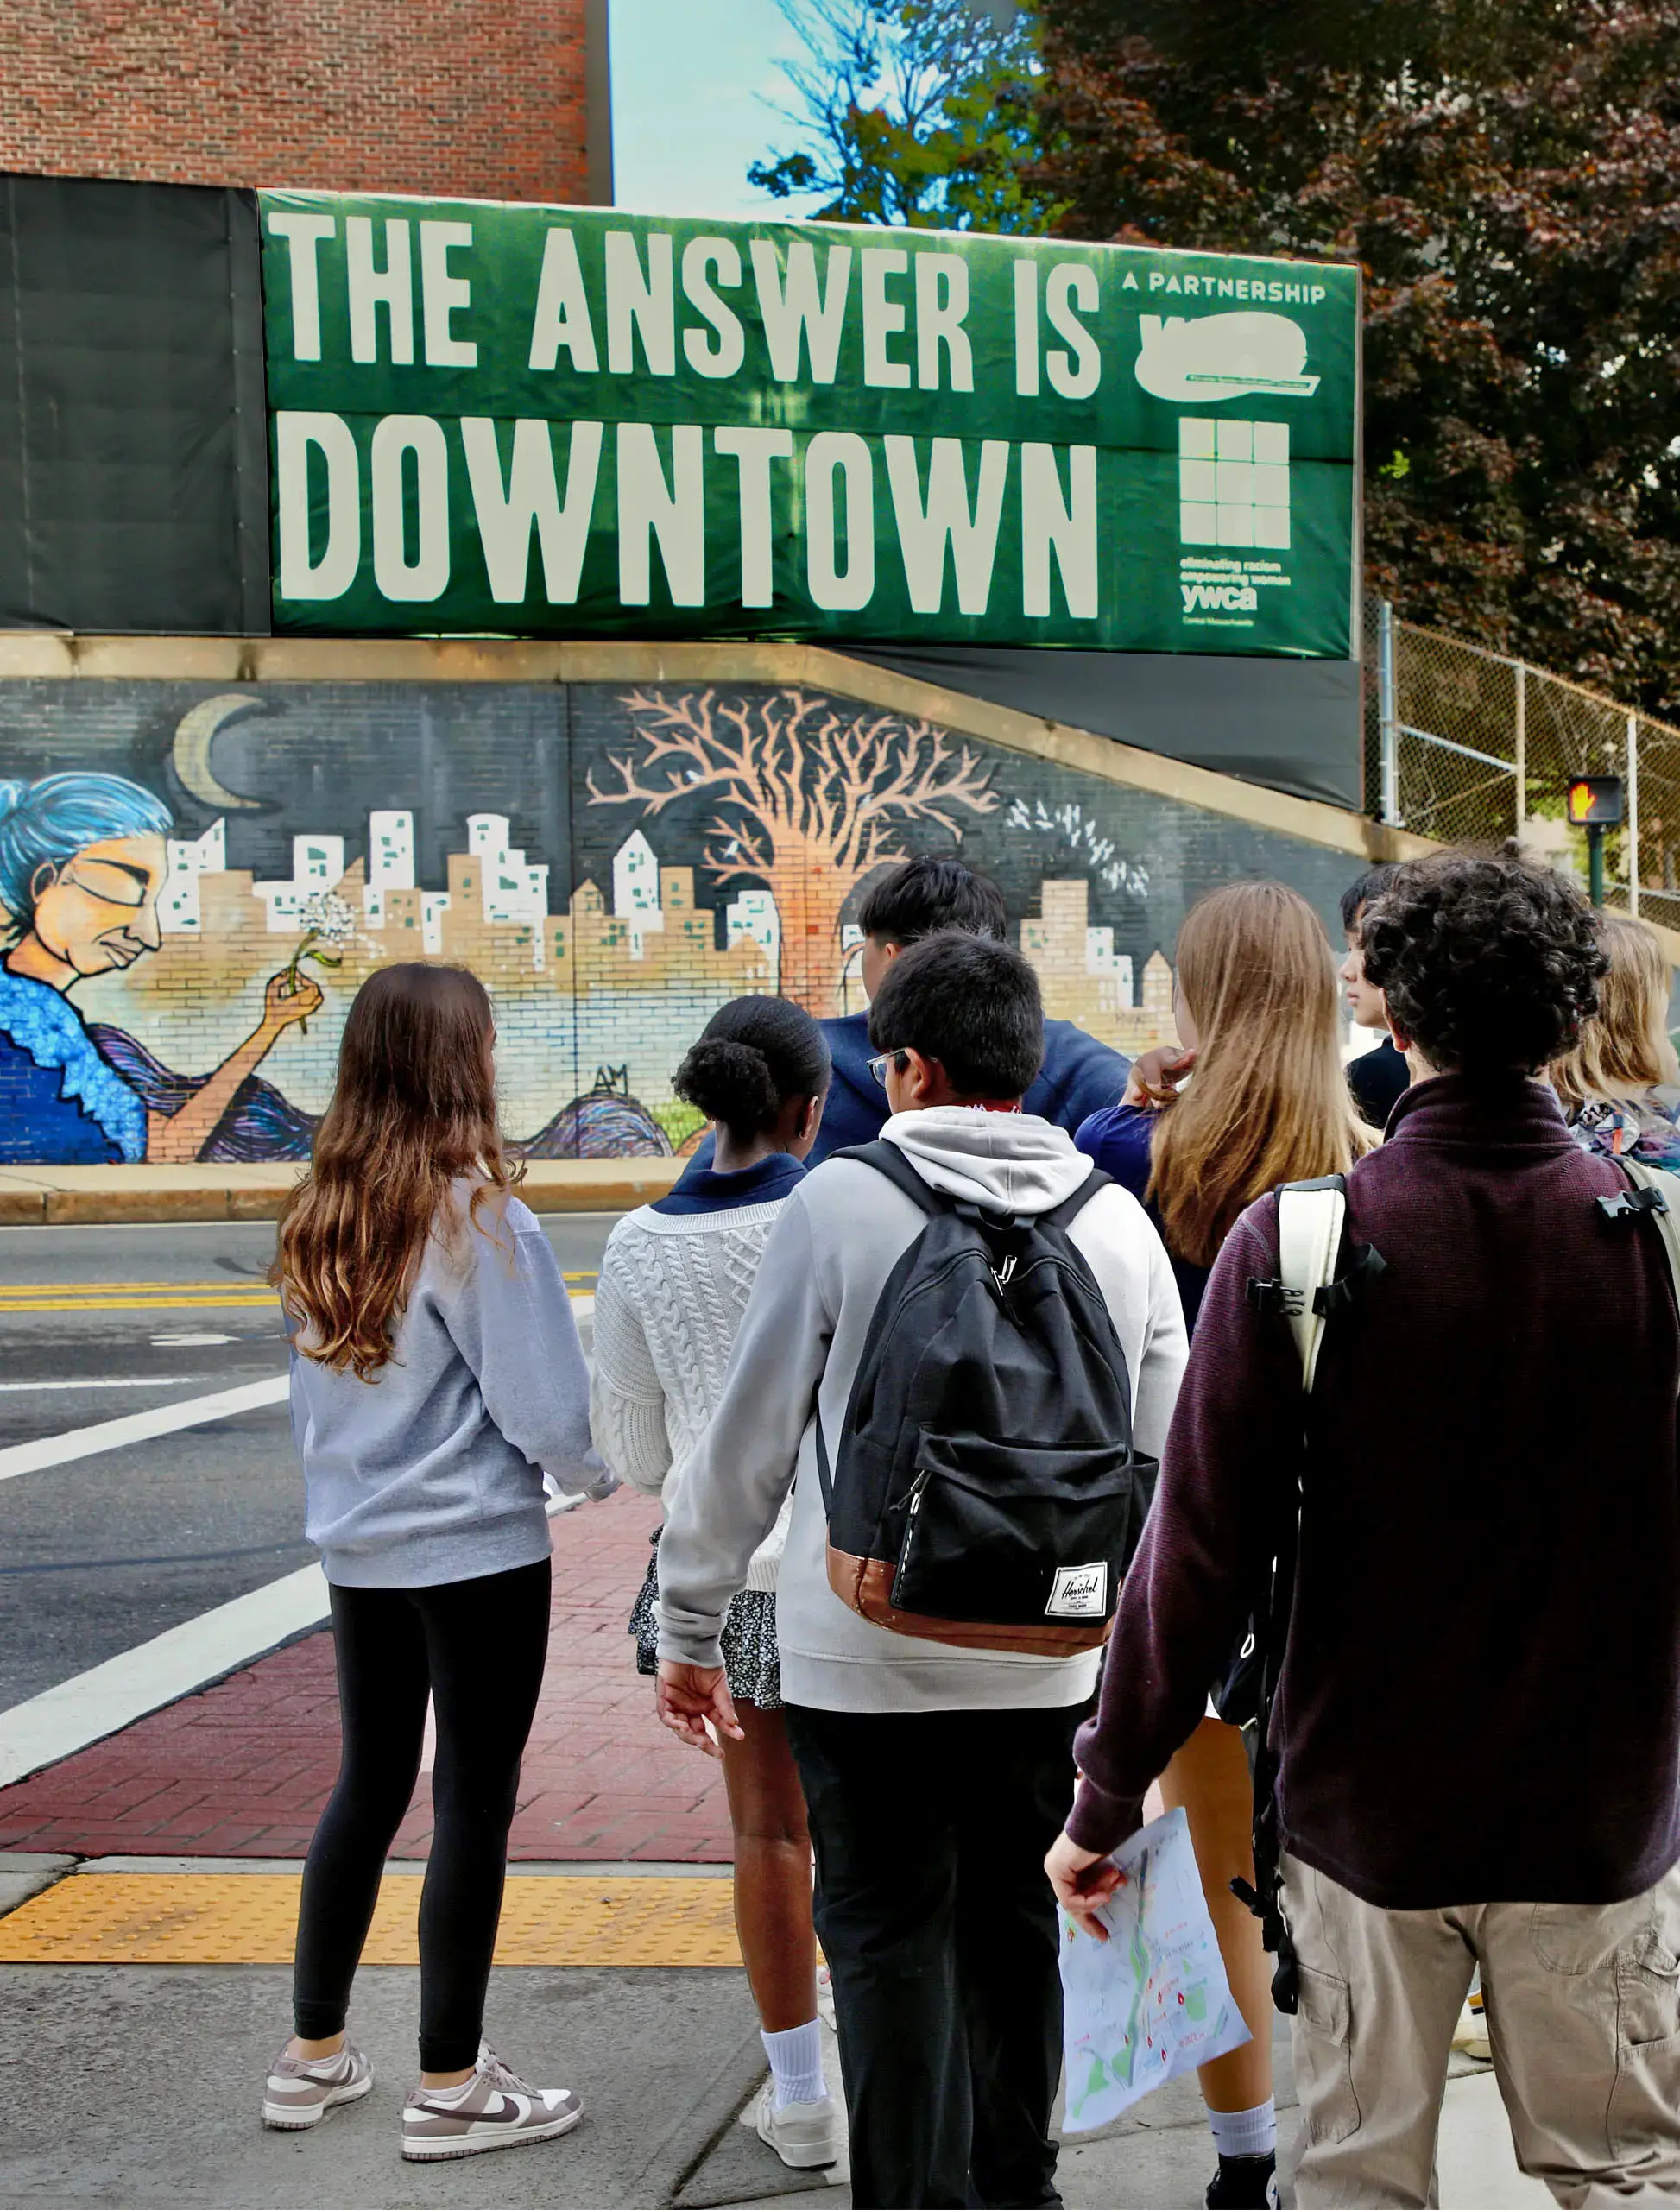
[171,695,267,811]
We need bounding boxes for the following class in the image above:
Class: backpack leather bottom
[826,1543,1115,1658]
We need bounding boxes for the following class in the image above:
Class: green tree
[1032,0,1680,714]
[749,0,1059,231]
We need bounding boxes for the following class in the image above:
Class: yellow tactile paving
[0,1873,741,1967]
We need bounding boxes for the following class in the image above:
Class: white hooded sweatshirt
[655,1108,1189,1714]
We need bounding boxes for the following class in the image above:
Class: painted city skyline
[0,679,1362,1164]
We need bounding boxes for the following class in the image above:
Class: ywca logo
[1178,417,1291,550]
[1046,1563,1108,1619]
[1183,581,1258,613]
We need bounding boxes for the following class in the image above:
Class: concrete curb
[0,1855,75,1921]
[0,1158,685,1225]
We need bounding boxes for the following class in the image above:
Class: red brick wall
[1,0,591,204]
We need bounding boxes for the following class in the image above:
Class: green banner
[260,191,1360,658]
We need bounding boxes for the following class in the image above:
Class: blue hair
[0,773,174,927]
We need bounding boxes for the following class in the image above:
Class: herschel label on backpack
[814,1140,1159,1657]
[1047,1563,1109,1618]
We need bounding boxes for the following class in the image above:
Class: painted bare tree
[589,687,997,1010]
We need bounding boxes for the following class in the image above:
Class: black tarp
[0,173,269,635]
[847,644,1364,813]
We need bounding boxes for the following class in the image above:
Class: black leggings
[293,1556,551,2072]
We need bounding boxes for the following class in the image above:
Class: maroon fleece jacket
[1068,1073,1680,1910]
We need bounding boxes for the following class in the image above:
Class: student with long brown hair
[1075,881,1373,2210]
[262,963,607,2164]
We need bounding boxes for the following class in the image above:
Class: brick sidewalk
[0,1491,734,1862]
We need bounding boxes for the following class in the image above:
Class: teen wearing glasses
[0,772,320,1164]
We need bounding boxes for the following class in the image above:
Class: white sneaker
[262,2040,373,2129]
[754,2081,839,2170]
[401,2043,583,2163]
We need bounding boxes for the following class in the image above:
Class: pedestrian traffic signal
[1566,777,1625,827]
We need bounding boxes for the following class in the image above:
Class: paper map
[1059,1805,1252,2131]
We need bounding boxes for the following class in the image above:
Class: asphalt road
[0,1215,618,1714]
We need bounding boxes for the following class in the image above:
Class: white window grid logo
[1178,419,1291,550]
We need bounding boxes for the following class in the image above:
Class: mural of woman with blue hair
[0,772,320,1164]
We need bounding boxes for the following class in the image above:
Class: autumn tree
[588,688,996,1011]
[1031,0,1680,715]
[750,0,1058,230]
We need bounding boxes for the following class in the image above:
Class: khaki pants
[1283,1853,1680,2209]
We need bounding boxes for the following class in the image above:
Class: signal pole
[1566,778,1625,908]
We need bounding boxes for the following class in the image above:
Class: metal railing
[1371,600,1674,928]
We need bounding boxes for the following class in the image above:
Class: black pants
[293,1556,551,2072]
[784,1701,1084,2210]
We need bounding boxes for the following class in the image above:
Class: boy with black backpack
[655,931,1187,2210]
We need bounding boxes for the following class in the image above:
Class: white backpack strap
[1607,1158,1680,1322]
[1276,1183,1347,1393]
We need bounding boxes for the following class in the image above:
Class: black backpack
[814,1140,1160,1657]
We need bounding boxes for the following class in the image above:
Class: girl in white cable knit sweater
[591,994,834,2169]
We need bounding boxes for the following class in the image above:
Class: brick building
[0,0,611,205]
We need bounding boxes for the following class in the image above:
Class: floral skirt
[628,1528,782,1712]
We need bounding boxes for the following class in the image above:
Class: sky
[609,0,827,221]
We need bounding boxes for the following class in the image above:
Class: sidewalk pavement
[0,1157,685,1225]
[0,1881,1545,2210]
[0,1491,1552,2207]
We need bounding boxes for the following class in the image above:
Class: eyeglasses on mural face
[57,857,156,910]
[867,1050,910,1088]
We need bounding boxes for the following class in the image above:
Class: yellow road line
[0,1281,275,1295]
[0,1272,597,1304]
[0,1297,280,1313]
[0,1872,741,1967]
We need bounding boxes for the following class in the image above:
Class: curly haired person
[1048,847,1680,2210]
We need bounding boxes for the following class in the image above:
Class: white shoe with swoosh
[262,2039,373,2129]
[401,2043,583,2163]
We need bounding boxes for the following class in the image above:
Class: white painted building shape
[469,813,550,933]
[612,830,666,959]
[1178,418,1291,549]
[363,808,416,928]
[369,811,415,887]
[158,818,227,935]
[728,890,780,967]
[1083,926,1134,1001]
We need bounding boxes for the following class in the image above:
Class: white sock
[425,2074,479,2106]
[1209,2100,1277,2162]
[761,2018,826,2109]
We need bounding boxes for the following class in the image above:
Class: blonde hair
[1551,914,1678,1114]
[1149,881,1374,1268]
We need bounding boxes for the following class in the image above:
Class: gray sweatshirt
[289,1185,596,1588]
[656,1108,1188,1713]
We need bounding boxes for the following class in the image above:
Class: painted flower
[297,891,358,944]
[281,891,357,1034]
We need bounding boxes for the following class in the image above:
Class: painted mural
[0,679,1363,1164]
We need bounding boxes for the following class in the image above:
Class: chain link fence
[1369,600,1680,933]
